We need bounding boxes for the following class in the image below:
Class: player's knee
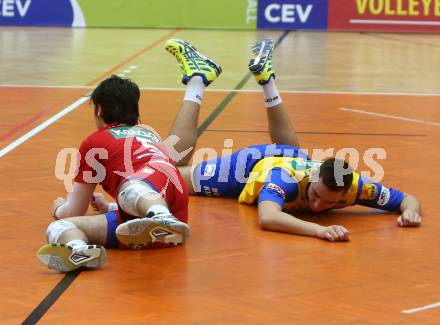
[117,182,159,217]
[177,165,197,194]
[46,220,78,244]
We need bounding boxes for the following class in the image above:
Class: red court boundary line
[0,29,180,144]
[0,109,48,143]
[0,91,85,143]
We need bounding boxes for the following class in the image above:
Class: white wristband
[108,202,118,211]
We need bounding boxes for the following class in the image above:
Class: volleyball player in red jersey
[37,39,222,272]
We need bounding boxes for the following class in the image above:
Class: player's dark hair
[319,158,353,193]
[91,75,140,126]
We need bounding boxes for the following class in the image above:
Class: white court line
[141,88,440,97]
[0,96,89,158]
[351,19,440,26]
[340,107,440,127]
[402,301,440,314]
[1,84,440,97]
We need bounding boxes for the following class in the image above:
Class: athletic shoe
[248,38,275,85]
[37,243,107,272]
[115,213,190,249]
[165,38,222,86]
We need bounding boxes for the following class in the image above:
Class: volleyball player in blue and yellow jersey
[188,143,414,242]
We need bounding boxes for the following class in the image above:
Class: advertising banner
[0,0,84,26]
[0,0,256,29]
[2,0,438,33]
[329,0,440,33]
[257,0,328,30]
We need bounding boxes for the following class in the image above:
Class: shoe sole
[37,243,107,272]
[165,39,222,83]
[248,39,274,73]
[116,218,187,249]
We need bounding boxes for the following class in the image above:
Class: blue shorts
[105,210,120,248]
[193,144,309,198]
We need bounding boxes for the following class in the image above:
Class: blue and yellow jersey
[237,156,404,213]
[193,144,309,197]
[193,144,404,212]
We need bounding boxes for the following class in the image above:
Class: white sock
[147,204,171,216]
[262,78,282,108]
[66,239,88,249]
[184,76,205,105]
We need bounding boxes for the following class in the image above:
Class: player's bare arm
[52,182,97,219]
[258,200,349,242]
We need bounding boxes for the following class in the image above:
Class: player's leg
[37,214,108,272]
[177,165,197,195]
[177,147,246,199]
[249,39,300,147]
[168,99,200,166]
[115,179,190,248]
[165,39,222,166]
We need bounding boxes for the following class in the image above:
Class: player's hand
[317,225,350,242]
[52,197,66,219]
[91,192,110,214]
[397,210,421,227]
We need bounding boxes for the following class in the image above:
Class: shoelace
[151,213,180,225]
[173,41,220,76]
[182,48,208,71]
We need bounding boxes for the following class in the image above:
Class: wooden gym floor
[0,27,439,324]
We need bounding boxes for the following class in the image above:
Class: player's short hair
[319,158,353,193]
[91,75,140,126]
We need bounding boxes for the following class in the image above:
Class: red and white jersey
[74,123,189,222]
[74,123,177,198]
